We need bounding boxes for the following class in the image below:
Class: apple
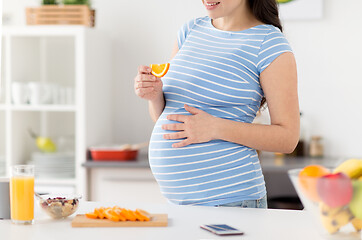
[349,180,362,219]
[317,172,353,208]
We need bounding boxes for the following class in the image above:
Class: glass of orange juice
[10,165,34,225]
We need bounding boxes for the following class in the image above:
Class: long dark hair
[248,0,283,108]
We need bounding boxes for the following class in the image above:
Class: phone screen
[200,224,244,236]
[205,224,239,231]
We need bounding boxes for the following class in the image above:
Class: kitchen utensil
[36,194,81,219]
[28,82,52,105]
[0,178,10,219]
[71,213,168,227]
[30,151,75,179]
[129,142,149,150]
[11,82,29,104]
[90,142,149,161]
[90,147,138,161]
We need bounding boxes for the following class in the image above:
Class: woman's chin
[207,13,222,20]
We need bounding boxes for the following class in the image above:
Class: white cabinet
[89,168,168,204]
[0,26,113,198]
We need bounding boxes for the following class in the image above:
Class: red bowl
[90,148,138,161]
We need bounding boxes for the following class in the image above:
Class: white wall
[3,0,362,158]
[284,1,362,157]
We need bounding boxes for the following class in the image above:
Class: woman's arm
[213,52,299,153]
[148,41,179,122]
[163,52,300,153]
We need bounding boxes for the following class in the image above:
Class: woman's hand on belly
[162,104,217,148]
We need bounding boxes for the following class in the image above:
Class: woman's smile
[203,1,221,10]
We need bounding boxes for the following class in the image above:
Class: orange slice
[85,206,152,222]
[150,63,170,78]
[85,212,98,219]
[94,207,105,219]
[104,209,120,222]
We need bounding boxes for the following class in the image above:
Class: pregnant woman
[134,0,299,208]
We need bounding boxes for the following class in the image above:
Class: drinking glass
[10,165,34,225]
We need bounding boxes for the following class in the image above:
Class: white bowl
[288,169,362,239]
[38,194,81,219]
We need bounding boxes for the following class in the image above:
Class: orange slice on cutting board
[150,63,170,78]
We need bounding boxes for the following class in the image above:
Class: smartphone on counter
[200,224,244,236]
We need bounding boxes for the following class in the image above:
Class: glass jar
[309,136,324,158]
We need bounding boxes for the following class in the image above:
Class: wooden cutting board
[71,214,168,228]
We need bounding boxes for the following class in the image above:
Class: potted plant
[27,0,95,27]
[42,0,58,4]
[63,0,91,6]
[42,0,91,6]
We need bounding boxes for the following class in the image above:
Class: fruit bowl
[37,194,81,219]
[288,163,362,238]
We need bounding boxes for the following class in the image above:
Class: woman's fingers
[184,104,202,115]
[138,65,152,74]
[135,74,157,83]
[167,114,188,123]
[172,139,192,148]
[135,87,154,97]
[162,123,185,131]
[134,65,164,101]
[163,131,187,140]
[135,81,155,89]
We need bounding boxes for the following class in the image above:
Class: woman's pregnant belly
[148,109,266,206]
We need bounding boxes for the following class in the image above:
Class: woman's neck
[212,3,262,32]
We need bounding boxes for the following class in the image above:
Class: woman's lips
[204,1,220,10]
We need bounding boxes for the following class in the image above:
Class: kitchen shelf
[35,178,77,186]
[0,26,113,198]
[10,104,76,112]
[2,26,88,37]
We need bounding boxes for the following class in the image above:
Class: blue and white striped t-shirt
[148,16,293,206]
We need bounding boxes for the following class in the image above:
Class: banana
[319,203,354,234]
[320,203,344,217]
[351,218,362,232]
[333,159,362,179]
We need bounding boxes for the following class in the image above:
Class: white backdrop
[279,0,324,20]
[3,0,362,158]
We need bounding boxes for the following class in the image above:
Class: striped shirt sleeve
[177,19,196,49]
[257,29,293,74]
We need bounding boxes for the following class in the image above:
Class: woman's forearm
[148,94,166,122]
[212,118,299,153]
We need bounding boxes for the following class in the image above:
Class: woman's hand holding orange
[162,104,217,148]
[134,65,163,101]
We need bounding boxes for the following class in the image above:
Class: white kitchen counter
[1,201,360,240]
